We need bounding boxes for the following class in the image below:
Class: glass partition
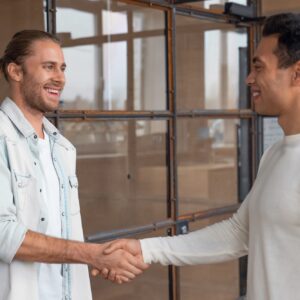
[176,15,247,110]
[56,0,166,110]
[60,119,167,234]
[180,0,247,10]
[177,118,238,214]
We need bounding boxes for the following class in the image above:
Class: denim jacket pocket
[68,175,80,215]
[14,173,32,211]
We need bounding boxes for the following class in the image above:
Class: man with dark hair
[103,13,300,299]
[0,30,147,300]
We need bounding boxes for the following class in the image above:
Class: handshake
[90,239,149,284]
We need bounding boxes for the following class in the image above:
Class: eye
[253,64,263,71]
[61,65,66,72]
[44,64,54,71]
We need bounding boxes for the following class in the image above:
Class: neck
[9,90,44,139]
[278,101,300,136]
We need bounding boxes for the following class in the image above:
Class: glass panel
[60,120,167,233]
[133,7,165,31]
[103,41,127,109]
[177,118,238,215]
[61,45,99,109]
[102,9,128,35]
[91,229,168,300]
[56,0,166,111]
[180,214,239,300]
[56,7,96,39]
[179,0,247,10]
[262,0,300,15]
[134,36,166,110]
[176,15,247,110]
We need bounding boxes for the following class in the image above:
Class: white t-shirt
[37,132,62,300]
[141,133,300,300]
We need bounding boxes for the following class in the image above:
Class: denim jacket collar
[0,97,64,144]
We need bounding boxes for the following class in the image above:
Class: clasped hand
[91,239,148,284]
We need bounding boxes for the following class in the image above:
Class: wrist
[66,241,105,266]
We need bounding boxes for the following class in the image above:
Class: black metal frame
[45,0,263,299]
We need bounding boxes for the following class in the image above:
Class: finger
[108,270,116,281]
[126,255,148,274]
[91,269,100,277]
[101,268,109,279]
[116,275,130,284]
[103,240,126,255]
[134,256,149,270]
[117,269,136,280]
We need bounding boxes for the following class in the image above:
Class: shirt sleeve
[140,197,249,266]
[0,137,27,263]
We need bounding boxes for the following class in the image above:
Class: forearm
[15,230,101,266]
[15,230,147,281]
[141,204,249,266]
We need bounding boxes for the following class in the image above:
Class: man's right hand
[91,239,148,284]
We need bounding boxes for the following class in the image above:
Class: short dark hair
[263,13,300,68]
[0,30,60,81]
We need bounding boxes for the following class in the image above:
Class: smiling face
[246,35,294,116]
[18,39,66,113]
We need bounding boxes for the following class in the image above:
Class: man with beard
[0,30,148,300]
[102,13,300,300]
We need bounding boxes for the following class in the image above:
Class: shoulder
[56,133,76,152]
[0,110,18,140]
[257,140,280,169]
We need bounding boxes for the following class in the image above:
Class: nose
[53,68,65,85]
[245,70,255,86]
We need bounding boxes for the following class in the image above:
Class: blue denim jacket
[0,98,92,300]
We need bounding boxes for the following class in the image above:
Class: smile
[44,87,62,96]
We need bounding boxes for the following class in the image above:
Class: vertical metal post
[166,8,180,300]
[45,0,57,35]
[45,0,59,128]
[95,3,104,110]
[249,0,264,176]
[238,47,250,298]
[237,1,263,298]
[126,10,138,202]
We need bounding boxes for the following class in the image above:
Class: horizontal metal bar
[46,109,255,120]
[177,109,254,119]
[86,203,239,243]
[175,6,251,26]
[178,203,239,222]
[46,110,172,120]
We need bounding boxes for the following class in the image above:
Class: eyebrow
[252,57,263,64]
[42,61,67,68]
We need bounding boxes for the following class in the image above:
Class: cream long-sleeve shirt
[141,134,300,300]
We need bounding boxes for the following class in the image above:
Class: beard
[20,74,61,113]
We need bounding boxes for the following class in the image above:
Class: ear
[292,61,300,86]
[7,62,23,82]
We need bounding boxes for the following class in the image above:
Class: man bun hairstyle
[0,30,60,81]
[263,13,300,68]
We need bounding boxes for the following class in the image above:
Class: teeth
[45,88,60,95]
[253,92,260,97]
